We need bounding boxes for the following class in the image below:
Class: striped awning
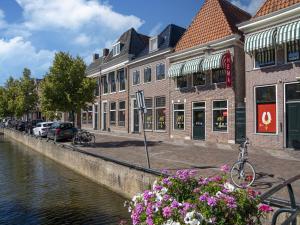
[277,20,300,45]
[202,53,224,71]
[182,58,203,75]
[245,28,276,53]
[168,62,185,78]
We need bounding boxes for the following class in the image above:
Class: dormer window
[113,42,121,56]
[149,36,158,52]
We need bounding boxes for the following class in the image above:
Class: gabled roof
[135,24,186,58]
[175,0,251,52]
[86,56,104,76]
[255,0,300,18]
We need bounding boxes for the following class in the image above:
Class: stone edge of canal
[2,128,159,199]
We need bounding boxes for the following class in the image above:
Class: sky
[0,0,264,85]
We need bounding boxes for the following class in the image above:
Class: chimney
[103,48,109,57]
[93,53,99,61]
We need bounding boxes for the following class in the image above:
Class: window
[287,40,300,62]
[133,70,140,85]
[102,75,108,94]
[176,76,187,89]
[144,98,153,130]
[213,100,228,132]
[212,69,226,84]
[113,43,121,56]
[88,106,93,124]
[174,104,185,130]
[118,101,126,127]
[118,69,126,91]
[82,112,87,124]
[144,67,151,83]
[156,64,165,80]
[95,78,100,96]
[110,102,116,125]
[255,86,276,134]
[255,49,275,68]
[155,96,166,130]
[109,72,116,93]
[149,36,158,52]
[193,72,205,86]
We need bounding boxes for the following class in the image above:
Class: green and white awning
[245,28,276,53]
[168,62,185,78]
[277,20,300,45]
[202,53,224,71]
[182,58,203,75]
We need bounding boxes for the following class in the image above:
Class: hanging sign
[257,103,276,133]
[222,51,232,87]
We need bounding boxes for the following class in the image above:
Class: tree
[0,87,9,118]
[40,52,96,125]
[5,76,19,118]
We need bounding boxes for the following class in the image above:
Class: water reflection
[0,136,129,225]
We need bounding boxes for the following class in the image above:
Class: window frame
[155,96,166,131]
[110,101,116,126]
[109,72,116,93]
[144,98,153,131]
[211,69,226,84]
[144,67,152,83]
[176,75,188,89]
[212,100,228,133]
[156,63,166,81]
[285,40,300,63]
[192,72,206,86]
[132,70,141,86]
[118,69,126,92]
[149,36,158,52]
[118,101,126,127]
[112,42,121,56]
[102,75,108,95]
[173,103,185,131]
[253,48,276,69]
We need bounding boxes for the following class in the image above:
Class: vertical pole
[141,110,151,169]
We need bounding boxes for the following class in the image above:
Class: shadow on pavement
[92,140,160,148]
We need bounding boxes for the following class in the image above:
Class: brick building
[127,24,185,140]
[239,0,300,149]
[167,0,251,144]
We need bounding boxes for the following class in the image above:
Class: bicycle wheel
[230,161,256,188]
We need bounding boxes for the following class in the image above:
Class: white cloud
[230,0,265,15]
[0,9,7,29]
[16,0,144,31]
[0,37,55,82]
[73,34,92,46]
[149,23,162,36]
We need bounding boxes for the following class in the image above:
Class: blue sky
[0,0,264,85]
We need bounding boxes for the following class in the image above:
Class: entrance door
[193,102,205,140]
[94,105,98,130]
[133,100,140,133]
[286,83,300,149]
[102,102,107,131]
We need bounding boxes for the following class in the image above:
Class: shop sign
[222,51,232,87]
[257,103,276,133]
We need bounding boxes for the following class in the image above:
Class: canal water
[0,136,130,225]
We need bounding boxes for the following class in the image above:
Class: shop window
[118,101,126,127]
[156,64,165,80]
[193,72,206,86]
[102,75,108,94]
[287,40,300,62]
[110,102,116,125]
[109,72,116,93]
[286,83,300,102]
[255,49,275,68]
[133,70,140,85]
[144,98,153,130]
[144,67,152,83]
[212,69,226,84]
[118,69,126,91]
[213,100,228,132]
[174,104,185,130]
[82,112,87,124]
[255,86,276,134]
[176,76,187,89]
[155,96,166,130]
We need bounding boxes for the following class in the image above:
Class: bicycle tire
[230,161,256,188]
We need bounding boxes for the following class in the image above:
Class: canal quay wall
[3,128,160,199]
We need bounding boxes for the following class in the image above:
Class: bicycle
[230,138,256,188]
[72,129,95,146]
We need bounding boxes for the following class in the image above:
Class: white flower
[184,211,203,225]
[161,187,168,195]
[132,193,142,205]
[152,180,158,190]
[155,193,163,202]
[216,191,223,197]
[224,182,235,192]
[163,219,180,225]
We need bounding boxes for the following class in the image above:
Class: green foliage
[0,87,9,118]
[40,52,96,122]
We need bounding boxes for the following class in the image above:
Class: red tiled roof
[175,0,251,52]
[255,0,300,18]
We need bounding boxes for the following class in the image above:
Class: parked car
[33,122,53,137]
[25,119,44,134]
[47,122,77,141]
[16,121,26,132]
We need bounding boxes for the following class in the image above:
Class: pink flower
[220,164,230,173]
[258,204,273,213]
[162,206,172,218]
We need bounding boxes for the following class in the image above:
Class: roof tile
[255,0,300,18]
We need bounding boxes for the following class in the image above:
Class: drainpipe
[126,65,130,134]
[99,67,102,131]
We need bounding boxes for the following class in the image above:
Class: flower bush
[125,166,272,225]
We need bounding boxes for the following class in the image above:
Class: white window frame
[156,63,166,81]
[132,70,141,86]
[212,100,228,133]
[144,67,152,84]
[113,42,121,56]
[176,76,188,89]
[149,36,158,52]
[118,69,126,92]
[192,101,206,140]
[109,72,116,94]
[155,96,166,131]
[102,75,108,95]
[254,84,278,135]
[110,101,116,126]
[118,101,126,127]
[173,103,185,131]
[253,48,277,70]
[144,98,153,131]
[285,40,300,64]
[211,69,226,85]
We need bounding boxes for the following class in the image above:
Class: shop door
[193,102,205,140]
[286,83,300,149]
[102,102,107,131]
[235,107,246,144]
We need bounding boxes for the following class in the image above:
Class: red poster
[257,104,276,133]
[222,51,232,87]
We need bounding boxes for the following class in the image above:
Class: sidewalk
[73,130,300,200]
